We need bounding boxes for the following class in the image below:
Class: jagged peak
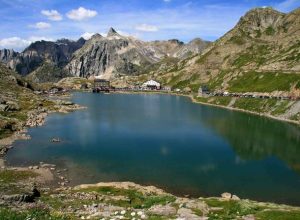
[246,7,284,15]
[107,27,119,37]
[240,7,285,23]
[234,6,285,34]
[90,33,103,40]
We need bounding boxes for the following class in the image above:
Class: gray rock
[1,187,40,203]
[232,195,240,201]
[0,104,8,111]
[6,101,20,111]
[148,204,177,216]
[221,192,232,200]
[177,207,206,220]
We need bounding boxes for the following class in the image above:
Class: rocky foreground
[0,167,300,220]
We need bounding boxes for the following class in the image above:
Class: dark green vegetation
[194,95,295,116]
[0,169,38,195]
[228,71,300,93]
[0,169,37,184]
[0,208,69,220]
[202,198,300,220]
[26,63,71,83]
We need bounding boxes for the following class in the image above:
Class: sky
[0,0,299,51]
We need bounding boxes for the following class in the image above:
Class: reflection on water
[6,93,300,205]
[202,109,300,173]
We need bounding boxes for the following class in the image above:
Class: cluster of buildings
[93,78,171,93]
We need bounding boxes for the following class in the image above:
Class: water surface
[6,93,300,205]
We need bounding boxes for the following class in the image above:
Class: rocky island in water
[1,1,300,219]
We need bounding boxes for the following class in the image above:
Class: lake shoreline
[1,90,300,212]
[113,90,300,126]
[0,94,85,160]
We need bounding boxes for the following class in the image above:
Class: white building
[142,80,161,90]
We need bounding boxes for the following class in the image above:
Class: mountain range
[0,28,211,82]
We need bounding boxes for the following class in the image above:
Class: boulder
[6,101,20,111]
[232,195,240,201]
[148,204,177,216]
[221,192,232,200]
[1,187,40,203]
[177,207,205,219]
[0,104,9,111]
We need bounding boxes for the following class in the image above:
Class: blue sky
[0,0,299,51]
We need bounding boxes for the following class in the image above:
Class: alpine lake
[5,92,300,205]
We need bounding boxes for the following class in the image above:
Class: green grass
[255,210,300,220]
[255,30,262,38]
[77,186,176,209]
[229,35,246,45]
[172,79,190,90]
[210,97,232,106]
[228,71,300,93]
[271,100,291,116]
[204,199,263,220]
[265,26,275,36]
[208,70,230,90]
[0,208,71,220]
[232,44,271,68]
[233,98,277,113]
[0,170,38,184]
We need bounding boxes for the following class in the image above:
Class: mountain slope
[66,28,211,79]
[0,38,86,82]
[141,7,300,94]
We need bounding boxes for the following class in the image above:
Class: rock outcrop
[0,49,19,66]
[0,38,86,82]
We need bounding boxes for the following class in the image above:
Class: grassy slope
[0,64,56,138]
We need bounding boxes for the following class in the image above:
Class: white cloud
[67,7,97,21]
[81,32,95,40]
[135,24,159,32]
[41,10,63,21]
[0,36,54,51]
[0,37,30,50]
[31,22,51,29]
[163,0,172,2]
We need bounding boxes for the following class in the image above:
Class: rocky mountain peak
[107,27,119,37]
[237,7,285,34]
[90,33,103,40]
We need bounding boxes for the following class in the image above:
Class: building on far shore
[142,80,161,90]
[198,85,210,97]
[93,78,110,93]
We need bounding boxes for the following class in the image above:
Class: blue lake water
[6,92,300,205]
